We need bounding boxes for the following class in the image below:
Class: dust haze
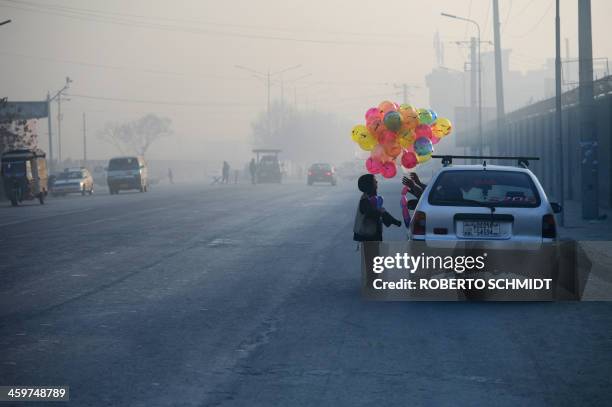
[1,0,611,171]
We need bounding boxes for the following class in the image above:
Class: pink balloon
[371,145,392,162]
[366,157,383,174]
[415,124,433,139]
[401,150,418,169]
[430,134,441,144]
[365,107,380,122]
[381,161,397,179]
[380,130,397,145]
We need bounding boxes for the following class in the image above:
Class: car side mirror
[550,202,563,213]
[407,199,419,210]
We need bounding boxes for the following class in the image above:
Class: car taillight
[542,214,556,238]
[325,172,331,176]
[412,211,426,235]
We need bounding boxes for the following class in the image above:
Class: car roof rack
[431,155,539,168]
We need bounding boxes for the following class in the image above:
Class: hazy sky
[1,0,611,163]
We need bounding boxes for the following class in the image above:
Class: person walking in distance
[222,161,230,184]
[168,168,174,184]
[249,158,257,185]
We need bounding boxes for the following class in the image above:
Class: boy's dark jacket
[353,195,400,241]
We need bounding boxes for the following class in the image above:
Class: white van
[106,156,148,194]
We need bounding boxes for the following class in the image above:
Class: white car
[408,160,562,243]
[51,168,94,196]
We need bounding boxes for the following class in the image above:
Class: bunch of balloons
[351,101,453,178]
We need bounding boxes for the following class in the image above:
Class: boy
[353,174,401,242]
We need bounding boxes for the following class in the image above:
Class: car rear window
[58,171,82,179]
[428,170,541,208]
[109,158,139,170]
[310,164,331,171]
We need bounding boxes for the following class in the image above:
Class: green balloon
[383,111,402,132]
[418,108,434,125]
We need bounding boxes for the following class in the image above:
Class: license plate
[120,183,129,188]
[462,221,502,237]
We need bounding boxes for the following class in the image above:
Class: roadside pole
[555,0,565,225]
[578,0,598,219]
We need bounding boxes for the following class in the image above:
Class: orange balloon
[378,100,398,116]
[399,106,419,131]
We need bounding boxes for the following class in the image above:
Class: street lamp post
[441,12,482,155]
[234,64,302,137]
[48,76,72,170]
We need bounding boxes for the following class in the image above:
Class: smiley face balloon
[351,124,378,151]
[432,117,452,138]
[399,105,419,130]
[397,129,415,149]
[417,108,434,125]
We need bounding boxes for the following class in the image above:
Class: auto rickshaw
[1,148,48,206]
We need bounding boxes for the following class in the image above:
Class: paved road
[1,181,611,406]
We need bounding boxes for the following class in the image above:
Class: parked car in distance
[106,156,148,194]
[51,167,94,197]
[256,155,282,184]
[307,163,337,186]
[408,162,562,243]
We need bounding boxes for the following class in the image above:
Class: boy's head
[358,174,377,196]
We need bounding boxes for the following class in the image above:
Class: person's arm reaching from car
[402,176,424,199]
[409,172,427,190]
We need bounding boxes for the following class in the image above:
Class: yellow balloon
[417,153,432,164]
[351,124,378,151]
[398,129,415,149]
[432,117,452,138]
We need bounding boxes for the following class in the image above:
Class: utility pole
[82,112,87,163]
[578,0,598,219]
[46,92,53,167]
[392,83,416,105]
[234,64,301,139]
[470,37,478,155]
[565,38,571,88]
[442,12,482,155]
[492,0,505,155]
[555,0,565,225]
[47,76,72,170]
[267,70,271,137]
[57,95,62,163]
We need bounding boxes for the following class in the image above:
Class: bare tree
[97,121,128,155]
[0,98,38,155]
[98,114,172,156]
